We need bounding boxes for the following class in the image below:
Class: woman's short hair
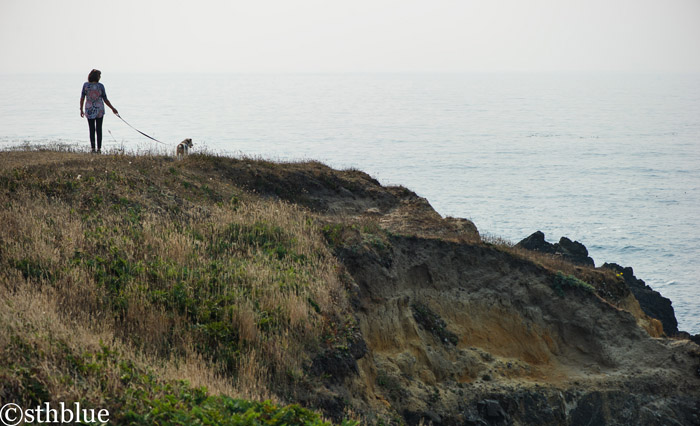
[88,69,101,83]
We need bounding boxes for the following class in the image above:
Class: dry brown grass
[0,282,239,402]
[0,148,354,411]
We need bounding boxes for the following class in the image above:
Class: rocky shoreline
[515,230,698,342]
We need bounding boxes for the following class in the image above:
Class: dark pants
[87,117,104,151]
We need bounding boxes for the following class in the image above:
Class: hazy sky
[1,0,699,73]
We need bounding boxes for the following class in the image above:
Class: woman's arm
[80,83,86,117]
[104,99,118,115]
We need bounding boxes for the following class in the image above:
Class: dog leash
[116,113,167,145]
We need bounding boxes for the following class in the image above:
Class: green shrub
[552,272,596,297]
[411,303,458,345]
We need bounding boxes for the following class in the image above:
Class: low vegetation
[0,148,357,424]
[410,302,458,346]
[551,271,596,297]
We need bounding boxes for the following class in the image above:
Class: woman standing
[80,69,118,153]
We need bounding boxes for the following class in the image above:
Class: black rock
[484,400,505,418]
[516,231,594,266]
[477,399,508,425]
[310,348,357,381]
[602,262,679,336]
[569,392,614,426]
[556,237,595,266]
[348,333,368,359]
[402,410,442,426]
[309,333,367,381]
[516,231,556,254]
[672,331,700,345]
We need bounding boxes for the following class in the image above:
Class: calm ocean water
[1,72,699,333]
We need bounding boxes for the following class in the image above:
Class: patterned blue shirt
[81,82,109,119]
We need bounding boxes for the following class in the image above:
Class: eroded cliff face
[241,161,700,425]
[323,231,698,425]
[192,155,700,424]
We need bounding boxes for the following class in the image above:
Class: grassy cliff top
[0,148,362,424]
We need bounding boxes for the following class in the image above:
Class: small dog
[176,138,193,159]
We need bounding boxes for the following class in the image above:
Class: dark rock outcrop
[477,399,508,425]
[675,331,700,346]
[310,333,368,382]
[516,232,684,337]
[602,262,679,336]
[516,231,595,266]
